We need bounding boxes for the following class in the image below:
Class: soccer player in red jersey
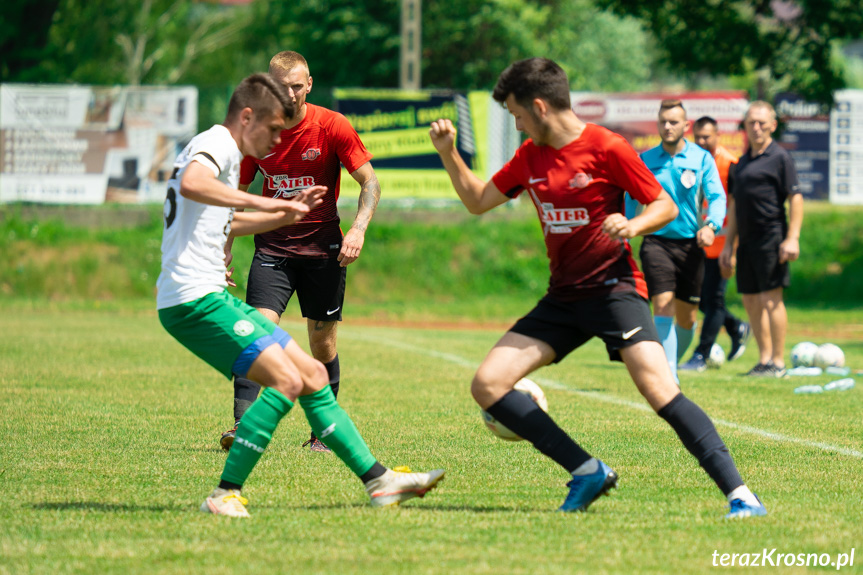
[221,51,380,453]
[429,58,765,518]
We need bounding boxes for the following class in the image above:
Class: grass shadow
[30,501,184,513]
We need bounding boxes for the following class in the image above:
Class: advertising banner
[0,84,197,205]
[333,88,475,200]
[570,91,750,158]
[776,92,830,200]
[333,89,519,200]
[830,89,863,205]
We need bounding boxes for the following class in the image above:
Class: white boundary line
[359,333,863,460]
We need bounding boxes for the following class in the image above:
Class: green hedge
[1,201,860,318]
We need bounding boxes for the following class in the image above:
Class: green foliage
[544,0,656,92]
[0,0,60,82]
[6,0,254,86]
[599,0,863,104]
[0,207,164,300]
[2,0,662,103]
[786,203,863,304]
[1,202,861,318]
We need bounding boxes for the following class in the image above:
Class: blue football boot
[559,459,618,512]
[725,494,767,519]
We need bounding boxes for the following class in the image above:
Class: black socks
[658,393,744,495]
[485,390,592,473]
[233,377,262,423]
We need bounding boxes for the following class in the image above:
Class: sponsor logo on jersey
[569,173,594,188]
[267,175,316,199]
[540,202,590,234]
[301,148,321,161]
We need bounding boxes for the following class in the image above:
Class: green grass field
[1,305,861,574]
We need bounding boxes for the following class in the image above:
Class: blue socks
[655,316,679,385]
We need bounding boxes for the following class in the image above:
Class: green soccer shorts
[158,290,292,379]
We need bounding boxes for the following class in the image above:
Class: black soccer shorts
[509,291,659,363]
[639,235,705,304]
[736,234,790,294]
[245,252,346,321]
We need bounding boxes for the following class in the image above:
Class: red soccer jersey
[492,123,662,301]
[240,103,373,258]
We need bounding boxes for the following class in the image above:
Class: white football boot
[365,466,445,507]
[200,487,251,518]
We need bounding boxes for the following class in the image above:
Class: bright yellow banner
[359,128,438,160]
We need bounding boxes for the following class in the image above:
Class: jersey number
[164,187,177,228]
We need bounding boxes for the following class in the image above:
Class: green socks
[299,386,377,477]
[220,385,377,488]
[220,387,293,487]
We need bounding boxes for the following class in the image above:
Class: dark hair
[693,116,718,130]
[226,73,294,122]
[659,99,685,114]
[492,58,571,111]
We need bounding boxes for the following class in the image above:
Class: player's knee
[470,373,490,402]
[271,375,304,400]
[470,369,510,403]
[305,359,329,392]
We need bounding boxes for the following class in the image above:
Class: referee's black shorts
[639,235,705,304]
[509,291,659,364]
[736,234,790,294]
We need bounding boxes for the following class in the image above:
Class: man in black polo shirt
[719,101,803,377]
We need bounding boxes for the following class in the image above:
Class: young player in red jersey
[429,57,766,518]
[221,51,380,452]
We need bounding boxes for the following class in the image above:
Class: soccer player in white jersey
[156,73,444,517]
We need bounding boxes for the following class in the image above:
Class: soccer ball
[791,342,819,367]
[813,343,845,369]
[706,343,726,369]
[481,378,548,441]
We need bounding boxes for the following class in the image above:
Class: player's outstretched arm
[230,186,327,237]
[181,161,306,213]
[339,162,380,267]
[429,119,508,214]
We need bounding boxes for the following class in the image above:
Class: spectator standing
[720,101,803,377]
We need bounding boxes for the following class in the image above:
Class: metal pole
[400,0,421,90]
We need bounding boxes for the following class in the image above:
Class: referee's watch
[704,221,720,233]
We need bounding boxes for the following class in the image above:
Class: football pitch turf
[1,306,861,574]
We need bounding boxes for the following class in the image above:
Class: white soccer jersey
[156,125,242,309]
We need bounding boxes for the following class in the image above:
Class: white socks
[726,485,759,506]
[571,458,599,476]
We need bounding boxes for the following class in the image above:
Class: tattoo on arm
[352,175,380,232]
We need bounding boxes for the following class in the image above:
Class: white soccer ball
[791,341,819,367]
[481,378,548,441]
[814,343,845,369]
[706,343,726,369]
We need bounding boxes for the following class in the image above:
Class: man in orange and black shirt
[680,117,750,372]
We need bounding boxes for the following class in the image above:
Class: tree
[8,0,252,86]
[0,0,62,82]
[239,0,402,107]
[598,0,863,104]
